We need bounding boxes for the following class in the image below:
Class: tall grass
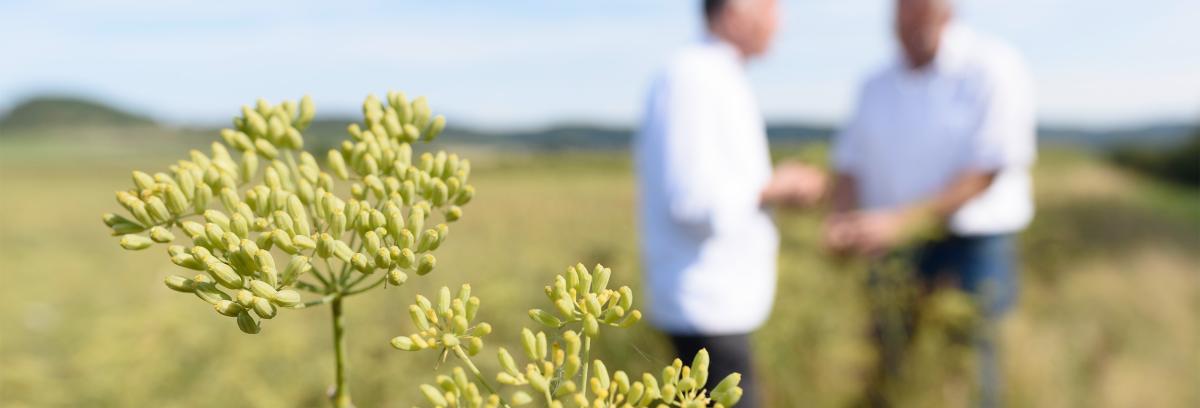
[1,141,1196,407]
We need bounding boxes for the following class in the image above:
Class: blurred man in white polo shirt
[634,0,779,406]
[764,0,1034,406]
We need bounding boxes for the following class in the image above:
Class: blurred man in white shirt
[634,0,779,406]
[765,0,1034,406]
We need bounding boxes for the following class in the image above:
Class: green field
[1,132,1197,407]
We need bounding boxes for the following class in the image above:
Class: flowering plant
[103,91,741,407]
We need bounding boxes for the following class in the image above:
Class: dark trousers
[668,333,760,408]
[871,234,1017,408]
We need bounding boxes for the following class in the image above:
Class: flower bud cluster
[406,265,744,407]
[530,263,642,338]
[391,285,492,356]
[420,367,506,408]
[570,350,741,408]
[487,346,741,408]
[493,327,582,401]
[638,350,743,408]
[104,92,472,335]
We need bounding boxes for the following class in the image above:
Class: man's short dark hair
[704,0,729,21]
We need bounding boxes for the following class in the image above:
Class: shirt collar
[932,23,971,72]
[898,22,972,76]
[701,32,745,65]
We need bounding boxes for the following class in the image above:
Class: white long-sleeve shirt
[834,24,1036,235]
[635,37,779,335]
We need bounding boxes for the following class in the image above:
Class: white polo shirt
[635,37,779,335]
[834,24,1036,236]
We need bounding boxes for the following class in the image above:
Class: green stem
[581,335,592,400]
[295,279,326,294]
[330,297,353,408]
[310,259,335,290]
[453,346,510,407]
[335,235,360,286]
[303,293,338,308]
[344,276,386,296]
[344,272,371,290]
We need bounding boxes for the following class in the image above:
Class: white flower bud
[271,289,301,307]
[387,268,407,286]
[120,234,154,250]
[419,384,448,407]
[236,310,261,334]
[164,275,196,293]
[252,296,277,319]
[529,309,563,328]
[214,299,243,317]
[254,138,279,160]
[424,115,446,142]
[206,260,242,289]
[416,253,436,275]
[193,184,212,212]
[149,226,175,243]
[454,185,475,206]
[256,250,278,287]
[390,336,420,351]
[144,196,171,224]
[248,279,278,299]
[295,95,315,130]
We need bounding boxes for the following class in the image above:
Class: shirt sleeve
[654,71,726,236]
[968,54,1036,171]
[637,64,753,239]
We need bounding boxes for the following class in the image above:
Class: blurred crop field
[1,131,1197,407]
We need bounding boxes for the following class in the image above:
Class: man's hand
[824,207,935,257]
[846,209,913,256]
[822,169,993,257]
[822,212,859,255]
[761,162,827,208]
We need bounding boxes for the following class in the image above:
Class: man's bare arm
[823,173,860,253]
[837,170,997,255]
[760,162,827,208]
[914,170,997,221]
[829,173,859,214]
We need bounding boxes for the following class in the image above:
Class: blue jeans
[917,234,1016,408]
[871,234,1017,408]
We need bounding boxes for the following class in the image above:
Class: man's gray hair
[703,0,729,21]
[704,0,763,21]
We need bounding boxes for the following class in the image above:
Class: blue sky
[1,0,1197,129]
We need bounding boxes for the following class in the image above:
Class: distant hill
[1110,129,1200,188]
[0,95,1193,152]
[1039,123,1198,150]
[0,96,154,131]
[434,123,832,151]
[294,119,636,152]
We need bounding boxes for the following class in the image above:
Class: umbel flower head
[391,284,493,356]
[400,265,744,408]
[103,91,473,334]
[529,263,642,337]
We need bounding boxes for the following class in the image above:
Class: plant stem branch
[310,259,335,290]
[339,236,362,286]
[453,346,511,408]
[581,335,592,400]
[344,272,371,290]
[330,296,353,408]
[303,293,338,308]
[344,276,386,296]
[294,280,325,294]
